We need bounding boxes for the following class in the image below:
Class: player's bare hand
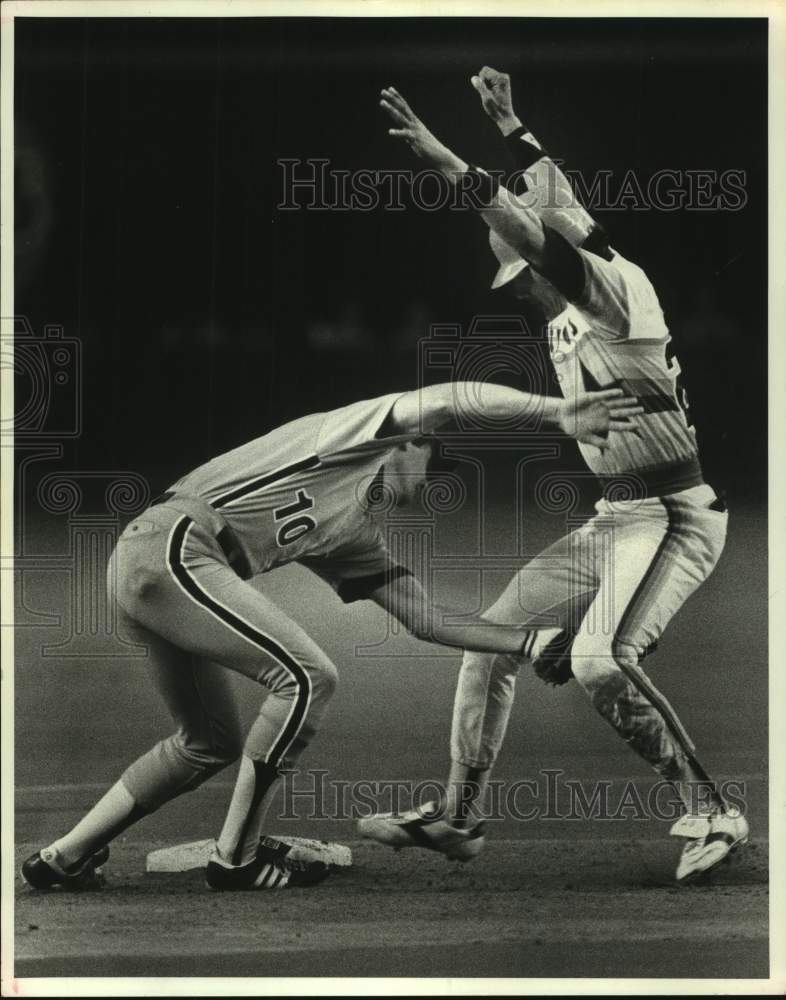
[470,66,520,133]
[559,388,644,450]
[380,87,466,175]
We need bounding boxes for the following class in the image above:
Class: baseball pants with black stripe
[451,485,728,782]
[108,496,337,815]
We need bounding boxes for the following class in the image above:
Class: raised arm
[380,86,595,299]
[471,65,527,136]
[471,66,553,166]
[471,67,608,256]
[380,86,551,264]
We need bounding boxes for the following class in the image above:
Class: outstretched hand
[380,87,467,175]
[559,388,643,450]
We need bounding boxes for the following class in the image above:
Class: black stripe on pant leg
[167,516,312,767]
[611,500,695,756]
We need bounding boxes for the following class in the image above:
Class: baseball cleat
[671,808,749,883]
[21,845,110,891]
[205,836,330,891]
[357,801,486,861]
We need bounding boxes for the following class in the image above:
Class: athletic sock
[48,780,144,868]
[674,779,724,816]
[216,755,280,867]
[673,757,724,815]
[445,762,489,829]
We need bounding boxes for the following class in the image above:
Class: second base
[146,836,352,873]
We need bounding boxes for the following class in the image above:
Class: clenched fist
[470,66,522,136]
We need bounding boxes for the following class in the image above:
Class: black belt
[149,492,252,580]
[599,457,705,500]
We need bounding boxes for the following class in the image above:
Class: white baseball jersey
[547,249,702,493]
[453,229,727,781]
[168,392,411,582]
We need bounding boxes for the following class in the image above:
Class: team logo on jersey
[547,306,589,361]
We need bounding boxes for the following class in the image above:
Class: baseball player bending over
[22,379,638,892]
[361,71,748,883]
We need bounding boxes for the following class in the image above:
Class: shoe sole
[676,834,749,885]
[205,875,330,891]
[358,819,485,862]
[205,860,330,891]
[357,818,416,850]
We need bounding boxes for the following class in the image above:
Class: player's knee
[493,651,523,678]
[570,634,620,693]
[212,724,244,766]
[572,636,646,719]
[273,658,337,703]
[611,638,640,672]
[173,731,239,773]
[212,745,242,770]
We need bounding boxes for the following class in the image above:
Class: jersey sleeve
[299,522,412,604]
[315,392,410,457]
[573,249,670,342]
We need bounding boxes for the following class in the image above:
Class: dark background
[15,16,767,502]
[13,19,769,977]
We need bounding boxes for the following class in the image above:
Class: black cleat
[205,836,330,891]
[21,845,110,891]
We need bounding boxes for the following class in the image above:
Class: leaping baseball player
[22,378,640,892]
[360,69,748,882]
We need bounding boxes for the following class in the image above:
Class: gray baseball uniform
[113,393,413,810]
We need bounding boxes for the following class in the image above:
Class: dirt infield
[10,505,771,983]
[13,834,768,980]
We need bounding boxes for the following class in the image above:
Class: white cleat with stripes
[205,836,330,891]
[358,801,486,861]
[671,807,749,883]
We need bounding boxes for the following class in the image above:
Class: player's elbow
[389,388,453,435]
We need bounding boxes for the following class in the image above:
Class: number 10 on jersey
[274,490,316,546]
